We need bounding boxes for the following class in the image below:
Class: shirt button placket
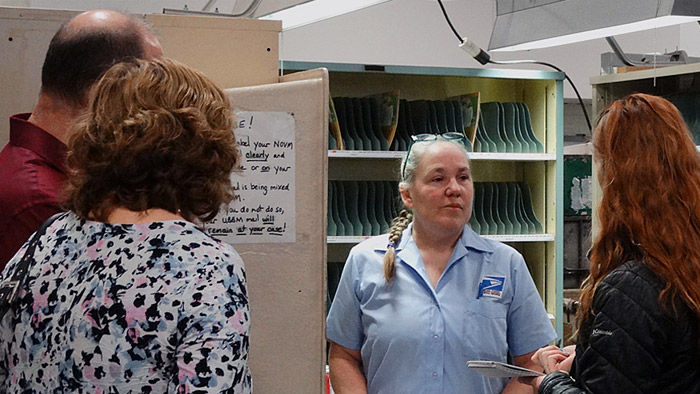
[428,300,444,391]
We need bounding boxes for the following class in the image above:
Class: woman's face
[400,141,474,235]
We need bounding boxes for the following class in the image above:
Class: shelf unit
[285,61,565,337]
[591,62,700,107]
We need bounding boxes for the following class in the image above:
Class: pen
[555,338,570,355]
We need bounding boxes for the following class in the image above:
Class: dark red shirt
[0,113,67,270]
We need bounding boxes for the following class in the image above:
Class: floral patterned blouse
[0,211,251,393]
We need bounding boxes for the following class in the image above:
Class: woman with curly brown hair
[0,58,251,393]
[527,93,700,393]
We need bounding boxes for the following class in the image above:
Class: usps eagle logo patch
[478,275,506,299]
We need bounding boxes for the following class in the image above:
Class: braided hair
[383,209,413,282]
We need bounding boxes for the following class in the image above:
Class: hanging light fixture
[489,0,700,51]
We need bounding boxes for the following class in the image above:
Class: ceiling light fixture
[258,0,391,30]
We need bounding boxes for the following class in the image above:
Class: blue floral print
[0,212,251,393]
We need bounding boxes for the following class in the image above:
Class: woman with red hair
[528,93,700,393]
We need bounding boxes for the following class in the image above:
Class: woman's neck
[411,222,462,288]
[105,207,185,224]
[411,221,462,252]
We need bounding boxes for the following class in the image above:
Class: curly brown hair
[64,57,239,223]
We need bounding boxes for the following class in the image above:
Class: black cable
[437,0,463,43]
[490,59,593,132]
[434,0,593,132]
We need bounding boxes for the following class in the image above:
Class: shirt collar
[391,223,497,283]
[374,222,494,262]
[458,224,493,254]
[10,113,68,174]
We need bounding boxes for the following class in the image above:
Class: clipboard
[467,360,544,378]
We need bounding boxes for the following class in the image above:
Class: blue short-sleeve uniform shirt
[326,224,556,394]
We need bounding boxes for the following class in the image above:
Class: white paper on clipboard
[467,360,544,378]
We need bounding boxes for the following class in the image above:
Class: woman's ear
[400,185,413,208]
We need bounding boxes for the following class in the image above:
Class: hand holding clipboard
[467,360,544,378]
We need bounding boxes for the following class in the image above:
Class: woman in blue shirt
[326,133,556,394]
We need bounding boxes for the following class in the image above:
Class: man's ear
[399,185,413,208]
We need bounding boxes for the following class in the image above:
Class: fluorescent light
[259,0,390,30]
[492,15,700,52]
[489,0,700,52]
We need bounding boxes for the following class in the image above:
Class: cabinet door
[225,68,328,394]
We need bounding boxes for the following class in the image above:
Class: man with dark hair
[0,10,162,268]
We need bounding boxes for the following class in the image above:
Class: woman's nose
[446,178,461,196]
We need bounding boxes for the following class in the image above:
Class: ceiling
[0,0,311,16]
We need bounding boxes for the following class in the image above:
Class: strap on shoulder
[0,213,62,313]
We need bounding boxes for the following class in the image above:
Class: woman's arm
[501,350,540,394]
[176,258,251,392]
[328,341,367,394]
[531,266,671,394]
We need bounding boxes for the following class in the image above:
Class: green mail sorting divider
[328,180,400,236]
[475,101,543,153]
[392,99,471,151]
[468,181,543,235]
[329,180,542,237]
[332,96,471,151]
[332,96,390,151]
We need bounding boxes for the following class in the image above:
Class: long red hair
[578,93,700,324]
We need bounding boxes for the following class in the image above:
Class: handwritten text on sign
[208,111,296,243]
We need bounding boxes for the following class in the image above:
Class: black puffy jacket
[539,261,700,394]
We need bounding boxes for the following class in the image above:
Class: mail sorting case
[330,96,545,154]
[284,61,565,338]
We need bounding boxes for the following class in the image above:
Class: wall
[0,6,280,146]
[278,0,700,99]
[1,0,700,98]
